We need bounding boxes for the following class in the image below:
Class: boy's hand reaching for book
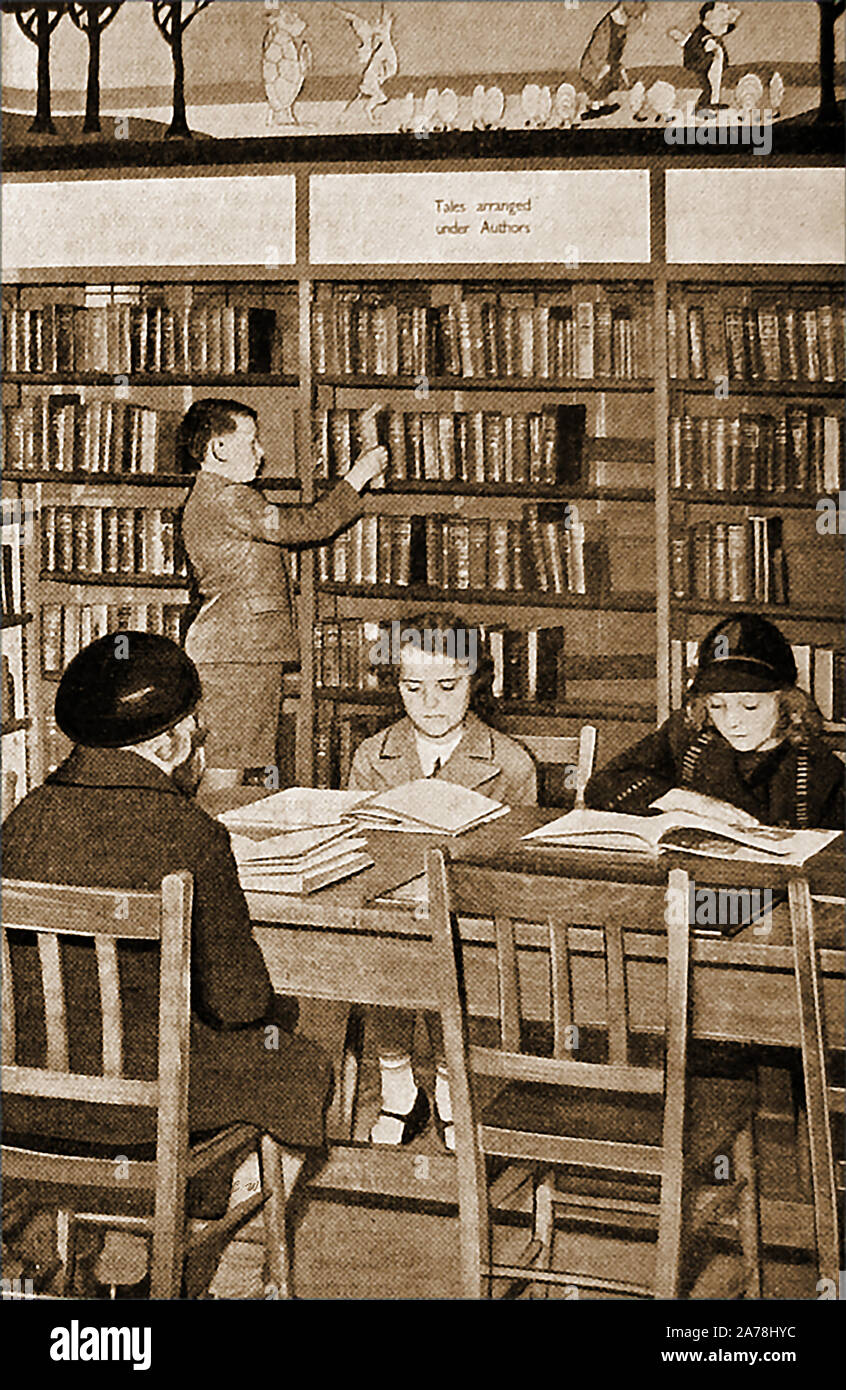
[347,444,388,492]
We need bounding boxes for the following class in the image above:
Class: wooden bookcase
[2,153,843,794]
[1,277,301,777]
[665,270,845,733]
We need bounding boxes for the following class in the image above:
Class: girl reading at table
[585,613,844,829]
[347,612,538,1148]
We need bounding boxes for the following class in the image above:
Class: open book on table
[521,788,839,865]
[346,778,510,835]
[220,781,509,837]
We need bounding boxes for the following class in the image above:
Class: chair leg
[732,1123,762,1300]
[260,1135,293,1299]
[530,1171,555,1299]
[794,1102,813,1200]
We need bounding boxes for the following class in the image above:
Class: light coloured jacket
[348,711,538,805]
[182,471,361,664]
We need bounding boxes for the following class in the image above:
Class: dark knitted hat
[691,614,797,695]
[55,632,201,748]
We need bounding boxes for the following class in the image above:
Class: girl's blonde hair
[685,685,824,744]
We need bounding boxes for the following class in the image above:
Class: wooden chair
[516,725,597,809]
[788,878,844,1290]
[427,849,763,1299]
[1,874,292,1299]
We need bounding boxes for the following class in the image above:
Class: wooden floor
[207,1063,822,1300]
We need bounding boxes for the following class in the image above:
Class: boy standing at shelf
[179,398,386,792]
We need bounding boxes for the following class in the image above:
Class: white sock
[228,1151,261,1210]
[434,1067,453,1123]
[370,1056,418,1145]
[379,1056,417,1115]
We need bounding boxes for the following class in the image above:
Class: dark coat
[584,711,844,830]
[182,471,361,665]
[347,712,538,805]
[2,746,331,1151]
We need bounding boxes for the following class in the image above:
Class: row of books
[312,619,570,703]
[669,299,844,384]
[41,602,187,678]
[312,284,653,381]
[670,516,789,606]
[4,397,181,476]
[41,506,187,578]
[314,405,586,486]
[2,302,297,377]
[316,505,599,596]
[671,410,843,495]
[672,638,845,723]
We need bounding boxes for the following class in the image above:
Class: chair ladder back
[95,936,123,1078]
[603,920,629,1065]
[493,913,521,1053]
[654,868,691,1300]
[427,848,492,1298]
[788,876,840,1287]
[547,916,574,1058]
[37,932,69,1073]
[150,870,194,1300]
[1,926,16,1061]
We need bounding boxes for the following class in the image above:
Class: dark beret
[691,614,798,695]
[55,632,202,748]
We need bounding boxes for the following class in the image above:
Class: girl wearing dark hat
[585,614,844,829]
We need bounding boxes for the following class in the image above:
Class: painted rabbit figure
[263,1,311,126]
[337,4,398,118]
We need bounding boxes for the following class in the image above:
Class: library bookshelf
[2,150,843,801]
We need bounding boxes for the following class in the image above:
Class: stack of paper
[347,779,510,835]
[226,822,373,893]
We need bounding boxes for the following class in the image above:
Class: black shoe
[370,1087,430,1146]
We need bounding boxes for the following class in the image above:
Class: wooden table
[235,809,844,1052]
[212,794,844,1243]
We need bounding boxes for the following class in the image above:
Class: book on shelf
[40,506,187,579]
[347,778,509,835]
[670,409,842,495]
[670,296,843,384]
[522,791,839,865]
[2,299,297,377]
[2,624,25,722]
[1,522,24,617]
[311,282,652,381]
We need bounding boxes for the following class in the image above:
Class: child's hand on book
[650,788,760,829]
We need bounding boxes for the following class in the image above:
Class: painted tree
[151,1,212,138]
[2,3,67,134]
[816,1,845,122]
[69,3,124,134]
